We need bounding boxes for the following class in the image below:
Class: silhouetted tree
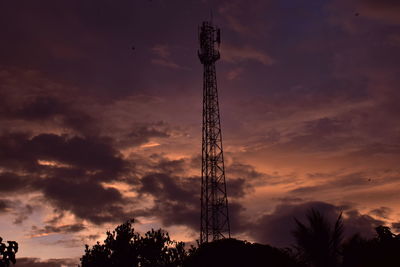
[342,226,400,267]
[292,209,343,267]
[184,238,302,267]
[0,237,18,267]
[80,220,186,267]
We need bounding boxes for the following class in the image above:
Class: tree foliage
[79,219,186,267]
[292,209,343,267]
[342,225,400,267]
[184,238,301,267]
[80,213,400,267]
[0,237,18,267]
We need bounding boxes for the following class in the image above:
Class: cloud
[0,197,34,224]
[249,201,383,247]
[13,204,34,225]
[140,173,197,204]
[369,206,392,219]
[31,223,86,236]
[37,178,130,224]
[136,172,199,229]
[226,67,244,80]
[150,44,186,69]
[227,161,284,187]
[0,130,259,228]
[228,162,264,181]
[126,122,170,147]
[0,172,32,193]
[0,69,97,135]
[391,222,400,232]
[217,0,268,35]
[28,134,125,176]
[134,158,251,231]
[0,131,135,224]
[218,1,251,34]
[0,132,126,180]
[358,0,400,24]
[151,44,171,59]
[329,0,400,33]
[15,257,78,267]
[0,199,12,213]
[344,209,385,238]
[221,44,274,65]
[151,58,181,69]
[290,170,398,196]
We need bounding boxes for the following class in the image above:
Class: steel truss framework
[198,21,230,244]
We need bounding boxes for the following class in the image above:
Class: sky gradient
[1,0,400,266]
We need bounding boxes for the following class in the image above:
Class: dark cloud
[0,199,12,213]
[128,154,264,231]
[0,130,256,227]
[140,173,197,203]
[15,257,77,267]
[290,172,390,195]
[344,209,384,238]
[227,201,248,235]
[137,173,199,229]
[347,143,400,158]
[359,0,400,24]
[0,198,34,224]
[125,122,170,147]
[0,132,38,172]
[28,134,125,175]
[37,178,130,224]
[391,222,400,232]
[304,117,348,137]
[226,178,249,198]
[14,96,68,120]
[0,172,32,193]
[0,132,126,177]
[226,161,274,189]
[149,198,199,230]
[13,204,34,225]
[31,223,86,235]
[0,130,134,224]
[249,201,383,247]
[270,117,359,154]
[8,96,94,133]
[0,69,97,136]
[228,162,264,180]
[136,171,248,231]
[148,155,187,175]
[273,197,305,203]
[369,206,392,219]
[0,131,127,179]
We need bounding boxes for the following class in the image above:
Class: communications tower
[198,21,231,244]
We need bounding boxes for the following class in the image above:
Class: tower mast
[198,21,230,244]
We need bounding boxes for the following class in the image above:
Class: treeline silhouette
[79,210,400,267]
[2,209,400,266]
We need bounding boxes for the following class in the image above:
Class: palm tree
[292,209,343,267]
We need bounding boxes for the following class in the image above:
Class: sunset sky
[1,0,400,266]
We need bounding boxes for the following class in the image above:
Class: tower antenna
[198,20,230,244]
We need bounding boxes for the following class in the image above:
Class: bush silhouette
[0,237,18,267]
